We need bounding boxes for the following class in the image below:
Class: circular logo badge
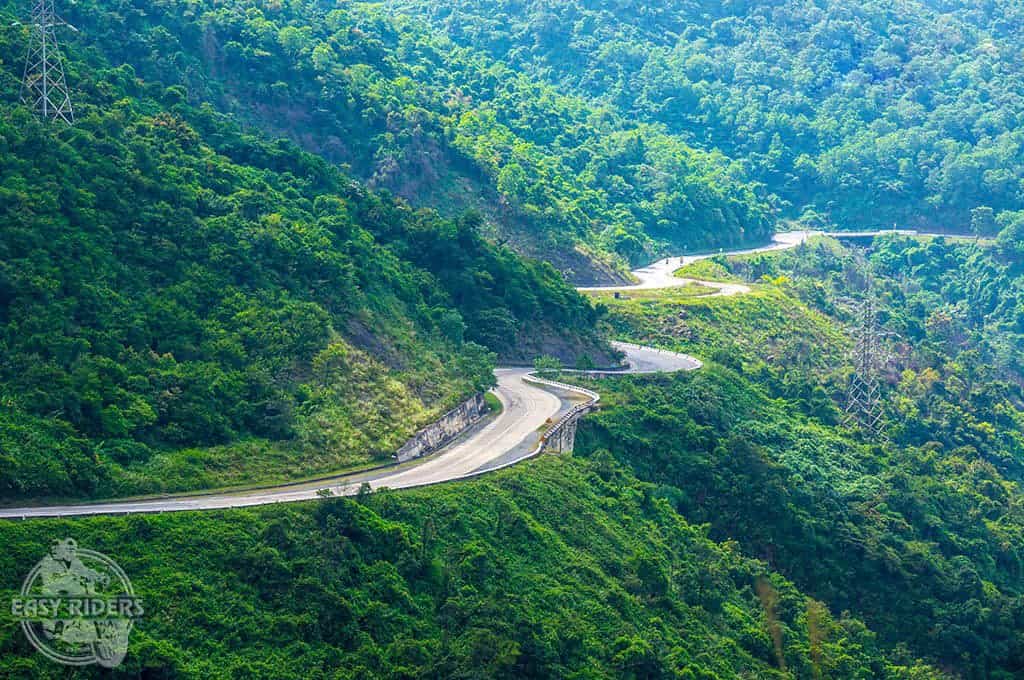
[11,538,143,668]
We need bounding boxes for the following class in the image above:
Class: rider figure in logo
[37,538,107,645]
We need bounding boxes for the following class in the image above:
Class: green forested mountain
[0,0,774,276]
[582,236,1024,677]
[0,18,609,500]
[4,0,1024,678]
[387,0,1024,233]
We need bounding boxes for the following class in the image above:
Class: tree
[971,206,997,240]
[533,355,562,377]
[437,309,467,345]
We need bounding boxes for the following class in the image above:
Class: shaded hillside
[0,27,609,500]
[0,458,946,678]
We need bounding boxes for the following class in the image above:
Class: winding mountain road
[0,228,919,518]
[579,230,813,295]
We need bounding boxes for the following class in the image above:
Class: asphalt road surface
[578,231,813,295]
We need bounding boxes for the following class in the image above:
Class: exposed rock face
[503,323,620,367]
[395,393,488,463]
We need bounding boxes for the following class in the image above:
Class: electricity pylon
[20,0,76,124]
[843,296,888,433]
[839,253,898,435]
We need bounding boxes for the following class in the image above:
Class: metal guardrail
[612,341,672,354]
[423,371,604,484]
[522,373,601,451]
[522,342,703,451]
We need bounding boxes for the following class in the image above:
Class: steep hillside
[0,0,774,277]
[388,0,1024,233]
[0,25,610,500]
[5,1,1024,677]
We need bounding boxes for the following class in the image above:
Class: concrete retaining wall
[395,393,488,463]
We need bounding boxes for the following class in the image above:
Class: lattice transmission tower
[843,295,888,433]
[20,0,75,124]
